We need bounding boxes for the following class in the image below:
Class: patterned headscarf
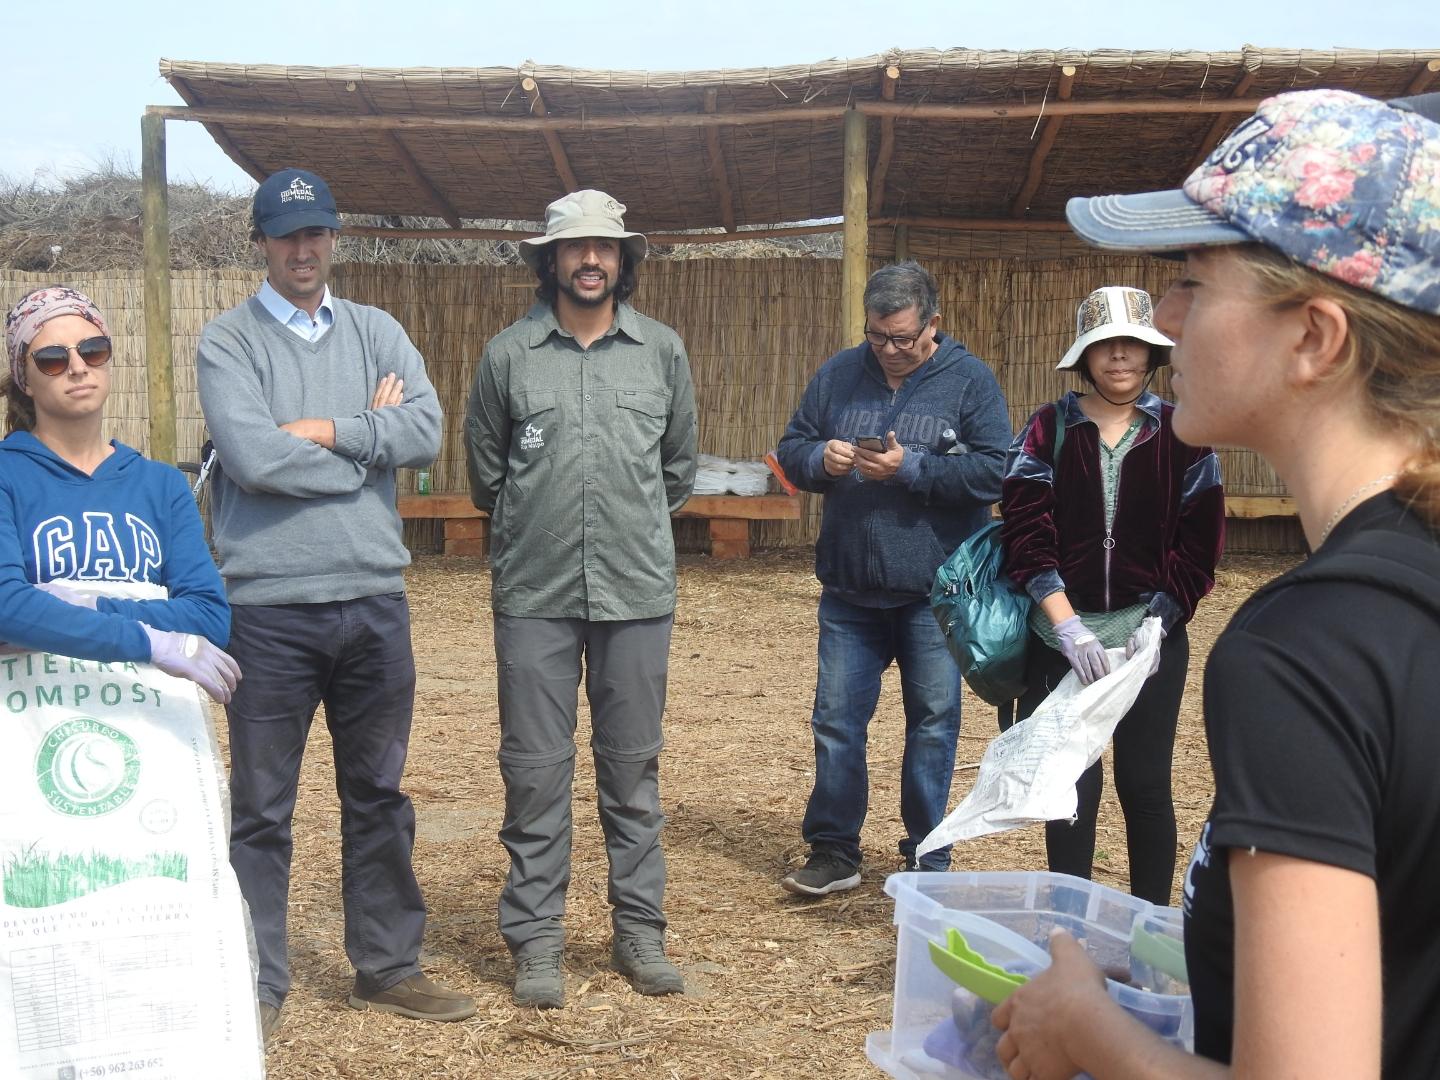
[5,286,110,393]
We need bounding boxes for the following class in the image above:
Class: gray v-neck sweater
[197,295,442,604]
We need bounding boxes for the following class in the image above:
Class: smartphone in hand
[855,436,886,452]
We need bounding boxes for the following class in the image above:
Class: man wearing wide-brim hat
[465,189,698,1009]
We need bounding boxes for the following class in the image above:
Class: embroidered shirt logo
[279,178,315,204]
[519,423,545,451]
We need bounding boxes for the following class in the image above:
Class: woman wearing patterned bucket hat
[1,285,239,702]
[999,285,1224,906]
[992,90,1440,1080]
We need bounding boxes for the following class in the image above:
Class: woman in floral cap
[992,89,1440,1079]
[1,285,239,701]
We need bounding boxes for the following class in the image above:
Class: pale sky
[4,0,1436,193]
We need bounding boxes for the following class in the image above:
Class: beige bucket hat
[518,189,649,272]
[1056,286,1173,370]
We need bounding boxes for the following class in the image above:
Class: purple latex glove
[143,626,241,703]
[1054,615,1111,685]
[1124,623,1164,678]
[35,581,98,608]
[1126,593,1180,660]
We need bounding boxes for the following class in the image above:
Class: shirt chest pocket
[511,392,559,460]
[614,389,668,447]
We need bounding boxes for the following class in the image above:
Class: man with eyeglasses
[196,168,475,1042]
[775,260,1011,896]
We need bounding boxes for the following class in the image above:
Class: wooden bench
[397,492,803,560]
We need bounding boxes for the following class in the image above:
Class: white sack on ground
[917,618,1163,855]
[0,582,263,1079]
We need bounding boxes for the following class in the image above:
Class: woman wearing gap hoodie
[0,286,238,702]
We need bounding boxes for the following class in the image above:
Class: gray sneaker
[611,934,684,996]
[513,949,565,1009]
[781,851,862,896]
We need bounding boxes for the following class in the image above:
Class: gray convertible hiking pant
[493,613,673,957]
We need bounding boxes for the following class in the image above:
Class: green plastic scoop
[927,927,1029,1005]
[1131,924,1189,984]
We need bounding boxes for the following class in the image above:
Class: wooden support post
[443,516,489,557]
[153,95,1269,134]
[894,223,909,262]
[1011,65,1075,217]
[522,76,580,192]
[842,108,868,346]
[140,110,176,465]
[1185,72,1257,176]
[354,85,462,228]
[868,65,900,217]
[1405,58,1440,95]
[708,518,751,561]
[703,89,737,232]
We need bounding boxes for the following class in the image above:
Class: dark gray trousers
[493,613,672,957]
[225,594,426,1007]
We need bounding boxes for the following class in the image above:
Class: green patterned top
[1030,413,1147,650]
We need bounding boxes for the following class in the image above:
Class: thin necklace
[1317,473,1400,547]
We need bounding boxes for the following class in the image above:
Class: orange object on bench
[397,492,802,560]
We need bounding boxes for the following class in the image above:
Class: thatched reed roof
[159,47,1440,236]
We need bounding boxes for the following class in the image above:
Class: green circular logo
[35,717,141,817]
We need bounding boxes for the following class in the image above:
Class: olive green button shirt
[464,301,698,621]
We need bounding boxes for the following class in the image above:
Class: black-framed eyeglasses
[29,336,113,377]
[863,326,924,351]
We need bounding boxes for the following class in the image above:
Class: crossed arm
[280,372,406,448]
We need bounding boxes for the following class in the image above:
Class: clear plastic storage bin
[866,871,1193,1080]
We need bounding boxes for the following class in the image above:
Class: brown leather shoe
[259,1002,282,1045]
[348,973,476,1022]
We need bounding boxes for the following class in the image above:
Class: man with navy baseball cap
[198,167,473,1043]
[249,167,342,238]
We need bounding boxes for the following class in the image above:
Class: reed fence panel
[1,257,1289,553]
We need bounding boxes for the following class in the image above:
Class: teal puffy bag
[930,521,1032,706]
[931,404,1065,707]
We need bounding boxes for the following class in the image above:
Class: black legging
[999,623,1189,905]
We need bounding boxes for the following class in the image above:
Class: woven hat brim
[1056,322,1174,370]
[518,227,648,271]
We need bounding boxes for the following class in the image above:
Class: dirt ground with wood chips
[226,549,1296,1078]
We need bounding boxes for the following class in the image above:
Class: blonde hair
[1235,245,1440,529]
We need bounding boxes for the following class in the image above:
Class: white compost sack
[0,583,263,1079]
[918,618,1163,855]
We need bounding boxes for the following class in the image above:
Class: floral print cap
[1066,89,1440,316]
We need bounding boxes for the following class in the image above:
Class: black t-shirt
[1183,492,1440,1076]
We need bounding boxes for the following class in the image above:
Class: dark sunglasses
[29,336,113,377]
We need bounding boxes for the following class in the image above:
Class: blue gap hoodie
[0,431,229,662]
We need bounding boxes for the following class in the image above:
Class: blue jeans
[801,591,963,870]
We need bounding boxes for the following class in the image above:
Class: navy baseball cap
[252,168,341,237]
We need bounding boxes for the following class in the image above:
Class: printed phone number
[76,1060,164,1076]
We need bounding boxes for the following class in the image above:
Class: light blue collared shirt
[257,279,334,342]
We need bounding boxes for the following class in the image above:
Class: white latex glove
[142,626,241,703]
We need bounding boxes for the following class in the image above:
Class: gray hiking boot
[259,1002,282,1046]
[611,934,684,996]
[513,949,565,1009]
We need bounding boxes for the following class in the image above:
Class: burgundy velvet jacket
[1001,391,1225,623]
